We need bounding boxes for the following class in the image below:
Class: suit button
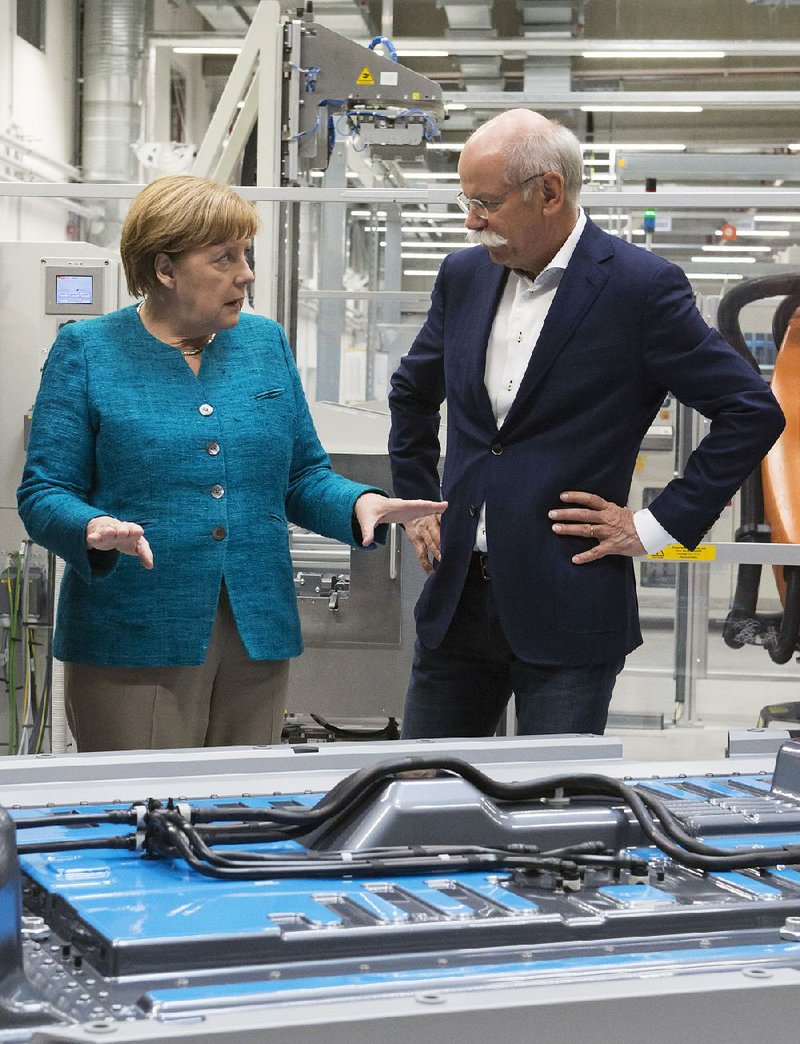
[207,441,221,456]
[212,526,226,540]
[199,403,214,416]
[210,484,225,499]
[469,504,477,516]
[491,443,503,455]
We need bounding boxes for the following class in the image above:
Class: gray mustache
[465,229,509,248]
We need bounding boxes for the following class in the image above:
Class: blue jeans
[401,560,624,739]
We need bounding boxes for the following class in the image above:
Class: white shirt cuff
[634,508,676,555]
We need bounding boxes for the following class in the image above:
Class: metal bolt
[742,966,772,978]
[780,916,800,940]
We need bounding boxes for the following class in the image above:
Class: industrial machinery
[720,275,800,668]
[2,732,800,1041]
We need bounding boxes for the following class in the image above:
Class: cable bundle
[14,756,800,879]
[1,544,53,755]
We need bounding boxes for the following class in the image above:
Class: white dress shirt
[474,208,674,555]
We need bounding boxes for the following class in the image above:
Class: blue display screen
[55,274,93,305]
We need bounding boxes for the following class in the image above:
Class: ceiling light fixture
[402,252,450,260]
[701,245,772,253]
[398,171,461,180]
[581,50,725,59]
[581,105,704,113]
[395,49,449,57]
[401,241,468,249]
[685,273,744,281]
[691,256,757,263]
[400,227,462,234]
[172,46,242,55]
[401,211,465,220]
[715,229,790,238]
[584,143,686,151]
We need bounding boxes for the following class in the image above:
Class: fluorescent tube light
[400,211,465,219]
[581,50,725,59]
[685,273,744,280]
[395,49,449,57]
[581,105,704,113]
[691,256,757,263]
[402,252,449,260]
[583,143,686,151]
[715,229,790,238]
[173,46,242,55]
[701,245,771,253]
[401,241,468,249]
[399,171,461,180]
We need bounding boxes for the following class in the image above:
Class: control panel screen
[55,274,94,305]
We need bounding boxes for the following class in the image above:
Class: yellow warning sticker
[356,67,375,86]
[647,544,716,562]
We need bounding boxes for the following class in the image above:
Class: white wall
[0,0,79,242]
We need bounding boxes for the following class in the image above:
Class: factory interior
[2,0,800,1039]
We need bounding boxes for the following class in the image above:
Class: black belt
[470,551,490,580]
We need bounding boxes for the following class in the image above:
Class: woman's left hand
[354,493,448,547]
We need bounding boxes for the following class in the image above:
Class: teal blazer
[18,306,382,666]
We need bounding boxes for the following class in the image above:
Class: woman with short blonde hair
[19,174,445,752]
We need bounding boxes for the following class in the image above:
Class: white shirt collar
[516,207,587,289]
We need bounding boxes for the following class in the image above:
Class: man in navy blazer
[388,108,785,739]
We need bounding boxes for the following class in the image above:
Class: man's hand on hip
[403,513,443,574]
[549,490,646,565]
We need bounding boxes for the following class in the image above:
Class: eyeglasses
[455,172,548,220]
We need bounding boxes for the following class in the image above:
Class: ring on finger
[589,524,595,539]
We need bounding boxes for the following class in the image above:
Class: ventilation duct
[80,0,145,244]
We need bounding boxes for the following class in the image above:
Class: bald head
[460,109,584,208]
[463,109,553,159]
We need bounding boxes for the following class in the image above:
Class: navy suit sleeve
[388,260,448,502]
[639,262,785,549]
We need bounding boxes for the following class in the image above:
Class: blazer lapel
[463,256,509,429]
[502,221,613,428]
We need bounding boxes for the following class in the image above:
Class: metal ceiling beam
[383,38,800,56]
[5,183,800,209]
[442,90,800,110]
[152,35,800,59]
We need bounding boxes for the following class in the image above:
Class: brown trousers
[64,585,289,752]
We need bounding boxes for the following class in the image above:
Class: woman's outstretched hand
[354,494,448,547]
[86,515,154,569]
